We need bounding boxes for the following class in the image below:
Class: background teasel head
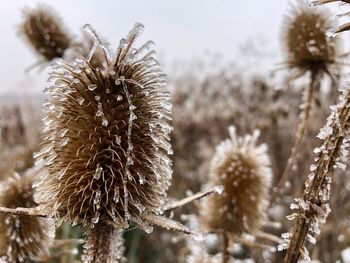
[200,126,272,235]
[0,170,55,262]
[282,1,338,76]
[34,23,173,231]
[19,4,72,62]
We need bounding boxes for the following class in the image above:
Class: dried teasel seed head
[19,5,72,62]
[34,23,172,231]
[200,126,272,235]
[0,171,55,262]
[283,1,338,75]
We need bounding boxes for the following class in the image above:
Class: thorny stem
[283,89,350,263]
[276,71,318,196]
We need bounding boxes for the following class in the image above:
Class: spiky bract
[283,2,337,74]
[0,172,54,262]
[34,23,172,230]
[201,126,272,235]
[20,5,72,61]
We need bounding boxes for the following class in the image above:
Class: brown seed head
[0,171,54,262]
[34,23,172,230]
[201,126,272,235]
[20,5,72,61]
[283,1,337,74]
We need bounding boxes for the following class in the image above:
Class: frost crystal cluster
[201,126,272,235]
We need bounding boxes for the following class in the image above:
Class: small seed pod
[283,1,337,74]
[34,23,172,231]
[0,171,54,262]
[19,5,72,61]
[201,126,272,235]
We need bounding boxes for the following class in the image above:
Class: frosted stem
[284,88,350,262]
[163,186,222,212]
[83,223,125,263]
[0,206,47,217]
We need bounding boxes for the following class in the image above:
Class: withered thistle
[0,171,54,262]
[278,1,339,189]
[282,1,337,76]
[19,5,72,62]
[201,126,272,236]
[34,23,173,261]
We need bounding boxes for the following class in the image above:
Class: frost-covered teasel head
[34,23,172,231]
[282,1,338,76]
[201,126,272,235]
[0,171,54,262]
[19,5,72,62]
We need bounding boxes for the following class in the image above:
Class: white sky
[0,0,343,94]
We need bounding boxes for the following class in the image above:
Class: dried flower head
[283,1,337,75]
[34,23,172,231]
[0,171,54,262]
[19,5,72,62]
[201,126,272,235]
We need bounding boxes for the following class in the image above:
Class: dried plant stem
[222,232,229,263]
[163,186,221,212]
[53,239,85,248]
[83,222,124,263]
[283,89,350,263]
[276,71,318,193]
[263,221,282,229]
[255,230,281,243]
[236,237,274,250]
[0,206,47,217]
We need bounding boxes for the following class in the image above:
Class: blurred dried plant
[19,5,72,64]
[277,1,340,192]
[199,126,272,261]
[0,169,54,262]
[282,1,338,77]
[201,126,272,236]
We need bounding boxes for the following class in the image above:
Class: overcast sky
[0,0,342,94]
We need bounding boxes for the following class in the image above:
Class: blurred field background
[3,0,350,262]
